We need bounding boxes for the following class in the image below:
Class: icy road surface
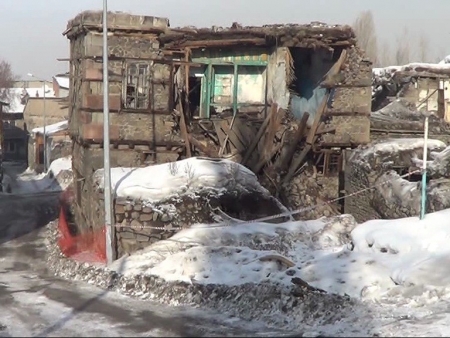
[0,193,290,337]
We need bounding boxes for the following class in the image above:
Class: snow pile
[31,120,68,136]
[374,62,450,81]
[359,138,445,159]
[14,156,73,194]
[94,157,271,203]
[110,215,359,286]
[112,207,450,301]
[49,203,450,335]
[413,145,450,176]
[439,55,450,64]
[351,209,450,288]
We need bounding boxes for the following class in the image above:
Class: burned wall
[344,139,446,223]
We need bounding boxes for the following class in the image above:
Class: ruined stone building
[63,12,178,232]
[371,63,450,144]
[64,11,372,246]
[344,138,450,223]
[160,21,372,219]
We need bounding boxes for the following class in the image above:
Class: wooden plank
[180,38,267,48]
[284,93,329,183]
[220,120,246,152]
[226,116,251,147]
[188,134,218,158]
[283,144,311,183]
[212,119,227,147]
[233,117,253,146]
[306,94,330,144]
[252,142,283,173]
[324,111,371,117]
[274,112,309,172]
[242,103,277,165]
[319,49,348,89]
[261,108,284,162]
[316,126,336,135]
[176,100,192,157]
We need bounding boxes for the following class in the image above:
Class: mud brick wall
[343,143,445,223]
[283,168,340,221]
[322,46,372,145]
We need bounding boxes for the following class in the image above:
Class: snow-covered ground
[110,209,450,336]
[3,156,73,194]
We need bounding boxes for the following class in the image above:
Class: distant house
[23,97,69,171]
[0,101,10,191]
[30,120,70,171]
[53,74,70,98]
[1,85,56,162]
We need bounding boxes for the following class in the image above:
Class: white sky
[0,0,448,79]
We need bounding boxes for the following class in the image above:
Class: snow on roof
[373,62,450,80]
[32,120,68,136]
[2,86,55,113]
[359,138,446,158]
[48,155,72,177]
[439,55,450,65]
[54,76,69,89]
[94,157,268,204]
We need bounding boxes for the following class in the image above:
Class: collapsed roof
[160,22,356,48]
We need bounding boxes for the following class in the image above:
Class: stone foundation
[282,167,341,221]
[87,189,287,257]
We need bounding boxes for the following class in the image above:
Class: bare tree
[395,27,411,65]
[0,59,16,103]
[353,10,379,66]
[435,47,447,63]
[378,40,393,67]
[417,34,430,63]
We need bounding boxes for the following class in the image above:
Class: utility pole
[103,0,114,264]
[27,73,49,171]
[420,114,429,220]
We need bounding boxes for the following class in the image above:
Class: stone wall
[282,167,341,221]
[49,138,72,163]
[322,46,372,145]
[343,140,446,223]
[89,188,286,257]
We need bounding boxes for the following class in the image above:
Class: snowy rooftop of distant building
[31,120,68,136]
[53,75,69,89]
[1,86,55,114]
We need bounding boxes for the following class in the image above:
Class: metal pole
[420,115,429,220]
[103,0,114,265]
[43,83,47,171]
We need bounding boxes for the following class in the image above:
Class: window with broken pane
[123,63,150,109]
